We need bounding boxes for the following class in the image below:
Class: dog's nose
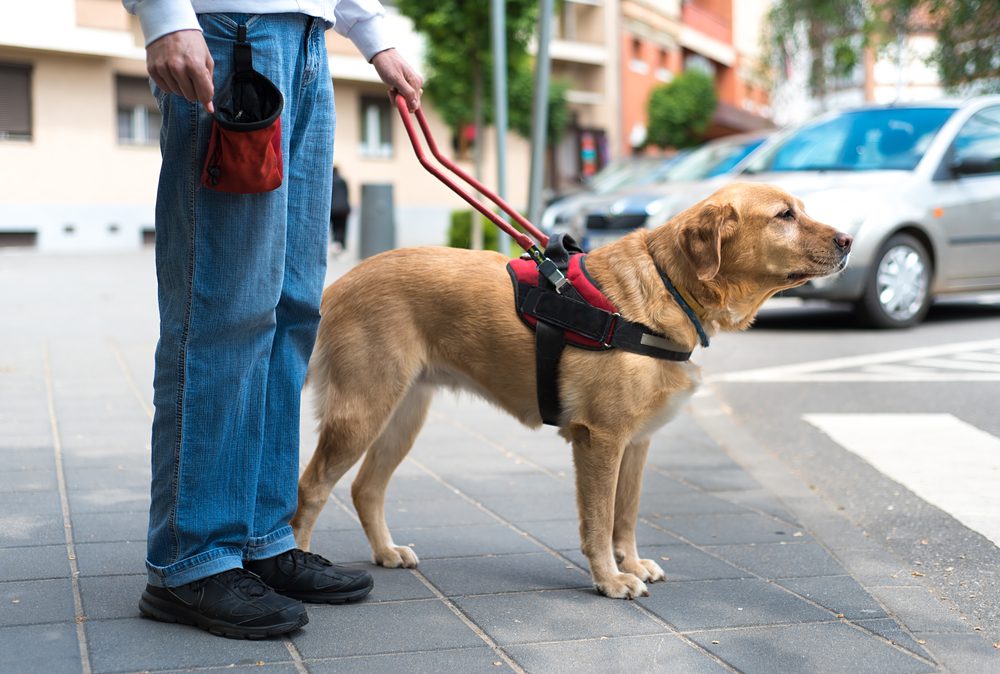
[835,233,853,253]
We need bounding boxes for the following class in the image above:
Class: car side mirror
[951,154,1000,176]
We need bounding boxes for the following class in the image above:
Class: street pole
[491,0,510,257]
[527,0,554,229]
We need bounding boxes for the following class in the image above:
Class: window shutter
[116,75,156,110]
[0,63,31,137]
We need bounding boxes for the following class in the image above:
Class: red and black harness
[507,234,710,425]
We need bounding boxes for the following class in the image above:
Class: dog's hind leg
[612,439,665,584]
[292,419,374,552]
[351,384,433,569]
[570,425,648,599]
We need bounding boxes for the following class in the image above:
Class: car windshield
[745,107,956,173]
[587,158,661,194]
[663,137,766,182]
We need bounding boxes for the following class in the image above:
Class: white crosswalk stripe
[804,414,1000,548]
[711,338,1000,382]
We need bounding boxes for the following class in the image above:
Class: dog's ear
[678,202,735,281]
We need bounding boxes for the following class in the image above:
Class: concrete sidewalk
[0,248,994,673]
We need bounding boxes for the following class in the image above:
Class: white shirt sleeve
[332,0,392,62]
[121,0,201,46]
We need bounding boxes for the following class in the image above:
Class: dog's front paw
[594,572,649,599]
[373,545,420,569]
[619,558,666,583]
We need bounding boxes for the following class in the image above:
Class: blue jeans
[147,13,334,588]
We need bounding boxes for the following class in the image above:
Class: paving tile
[86,617,291,672]
[637,578,832,631]
[307,528,375,564]
[443,472,575,498]
[0,449,54,471]
[333,473,469,502]
[454,590,666,646]
[64,465,150,491]
[706,541,847,579]
[915,633,1000,674]
[68,488,149,514]
[75,540,146,577]
[78,574,145,621]
[831,546,915,587]
[291,599,483,658]
[0,578,75,626]
[473,491,580,523]
[869,585,972,633]
[0,489,63,518]
[306,647,513,673]
[508,634,730,674]
[390,523,545,559]
[419,552,591,596]
[710,489,800,524]
[70,511,147,544]
[666,467,764,493]
[688,622,936,674]
[350,564,436,603]
[855,618,931,659]
[0,544,71,582]
[639,491,749,518]
[311,502,365,531]
[0,513,66,548]
[0,623,82,674]
[521,519,680,552]
[655,513,809,546]
[563,544,750,583]
[777,575,888,620]
[383,497,497,528]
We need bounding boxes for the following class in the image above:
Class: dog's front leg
[612,439,665,584]
[571,425,649,599]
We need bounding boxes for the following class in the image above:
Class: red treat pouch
[202,24,284,193]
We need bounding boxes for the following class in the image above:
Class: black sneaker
[245,549,374,604]
[138,568,308,639]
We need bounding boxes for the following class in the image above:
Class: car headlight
[643,197,676,229]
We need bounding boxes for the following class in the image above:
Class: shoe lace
[217,568,269,597]
[288,548,333,573]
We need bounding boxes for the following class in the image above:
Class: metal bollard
[359,183,396,258]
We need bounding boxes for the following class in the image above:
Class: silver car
[731,97,1000,328]
[546,132,770,250]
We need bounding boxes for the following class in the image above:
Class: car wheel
[857,233,932,329]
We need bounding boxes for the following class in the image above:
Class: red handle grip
[393,94,549,252]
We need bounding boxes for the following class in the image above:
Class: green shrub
[447,209,500,251]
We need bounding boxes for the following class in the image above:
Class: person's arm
[121,0,214,112]
[333,1,423,111]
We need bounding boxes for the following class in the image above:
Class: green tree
[925,0,1000,93]
[645,71,718,150]
[765,0,1000,98]
[395,0,539,139]
[764,0,871,100]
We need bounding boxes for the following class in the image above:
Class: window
[359,95,392,158]
[952,107,1000,175]
[116,75,160,145]
[0,63,32,140]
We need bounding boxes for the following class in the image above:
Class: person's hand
[371,48,423,112]
[146,29,215,113]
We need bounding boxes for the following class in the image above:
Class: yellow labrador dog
[292,182,852,599]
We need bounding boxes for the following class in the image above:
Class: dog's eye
[778,209,795,220]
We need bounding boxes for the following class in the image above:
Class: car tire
[856,233,932,329]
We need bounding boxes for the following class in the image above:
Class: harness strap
[519,286,694,361]
[535,321,566,426]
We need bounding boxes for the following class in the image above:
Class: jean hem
[243,526,297,561]
[146,547,244,588]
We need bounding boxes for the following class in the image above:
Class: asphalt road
[698,295,1000,644]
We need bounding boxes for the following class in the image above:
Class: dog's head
[650,182,852,330]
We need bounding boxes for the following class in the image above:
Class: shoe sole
[279,578,375,604]
[138,593,308,640]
